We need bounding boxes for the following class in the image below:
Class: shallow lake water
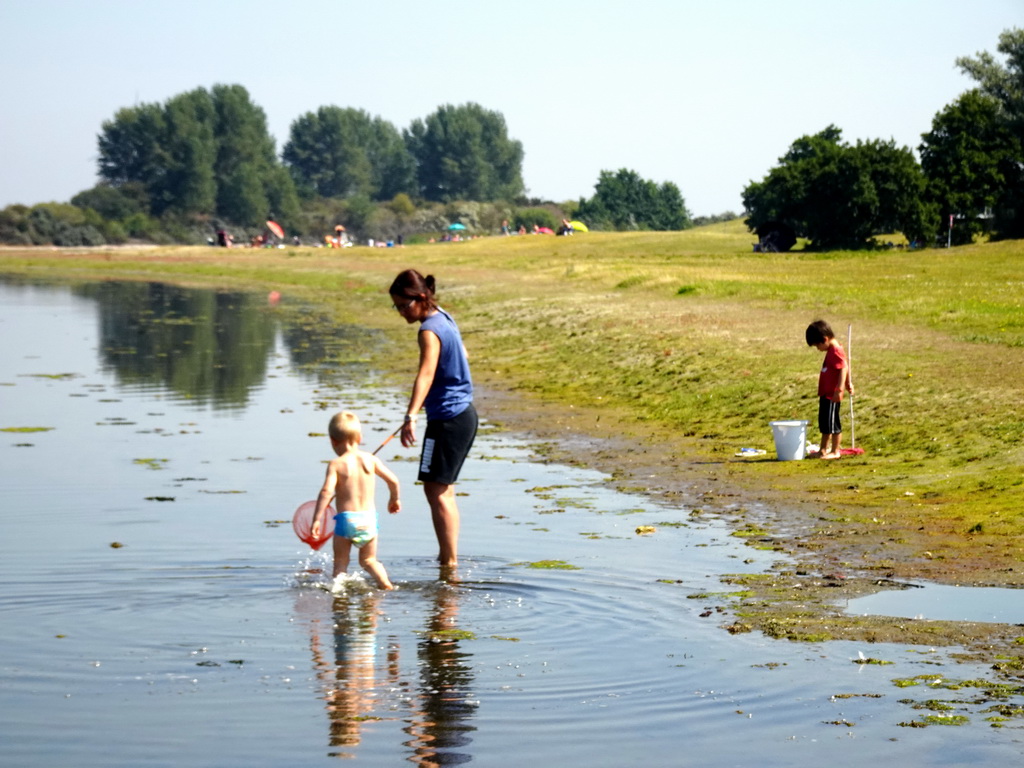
[848,584,1024,624]
[1,278,1022,766]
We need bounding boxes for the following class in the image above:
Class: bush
[52,224,105,247]
[365,207,400,242]
[71,184,146,220]
[693,211,740,227]
[0,205,31,244]
[411,204,449,235]
[101,220,129,244]
[0,225,32,245]
[513,207,557,231]
[8,204,107,246]
[388,193,416,217]
[122,212,162,239]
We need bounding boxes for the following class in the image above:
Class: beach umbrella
[447,223,466,231]
[266,220,285,239]
[569,220,589,232]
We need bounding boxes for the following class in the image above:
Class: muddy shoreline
[473,381,1024,668]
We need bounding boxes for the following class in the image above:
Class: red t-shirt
[818,343,847,397]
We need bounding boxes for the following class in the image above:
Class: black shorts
[818,396,842,435]
[418,404,478,485]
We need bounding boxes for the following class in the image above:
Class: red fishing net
[292,500,335,550]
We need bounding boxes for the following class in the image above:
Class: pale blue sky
[0,0,1019,216]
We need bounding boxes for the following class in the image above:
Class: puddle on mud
[848,583,1024,624]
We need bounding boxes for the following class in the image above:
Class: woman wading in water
[389,269,477,568]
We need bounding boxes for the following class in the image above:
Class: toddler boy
[311,412,401,588]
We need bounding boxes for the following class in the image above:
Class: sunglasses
[392,299,416,312]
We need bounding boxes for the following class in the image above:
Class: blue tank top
[420,308,473,421]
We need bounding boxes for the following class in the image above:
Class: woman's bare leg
[424,481,459,566]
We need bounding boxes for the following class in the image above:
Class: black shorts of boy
[818,396,842,435]
[418,404,478,485]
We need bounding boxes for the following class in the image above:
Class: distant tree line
[692,211,739,227]
[0,91,527,246]
[0,85,696,246]
[744,27,1024,249]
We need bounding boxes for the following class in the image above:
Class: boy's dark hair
[805,319,834,346]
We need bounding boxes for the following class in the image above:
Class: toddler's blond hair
[328,411,361,445]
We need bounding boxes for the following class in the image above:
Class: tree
[95,85,299,232]
[946,27,1024,239]
[156,88,216,216]
[576,169,692,231]
[98,102,168,193]
[743,126,935,249]
[263,164,302,232]
[404,103,524,202]
[97,88,217,217]
[218,163,267,229]
[283,107,415,202]
[957,28,1024,131]
[207,85,301,229]
[857,138,935,241]
[920,90,1017,245]
[650,181,691,231]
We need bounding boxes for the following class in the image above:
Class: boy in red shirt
[805,320,854,459]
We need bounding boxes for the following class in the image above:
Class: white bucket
[770,420,808,461]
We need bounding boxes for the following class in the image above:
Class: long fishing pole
[372,424,404,456]
[847,324,855,450]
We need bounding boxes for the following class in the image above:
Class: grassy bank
[2,221,1023,586]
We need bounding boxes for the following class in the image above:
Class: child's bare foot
[822,451,842,460]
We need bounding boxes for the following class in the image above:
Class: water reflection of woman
[405,582,477,766]
[389,269,478,569]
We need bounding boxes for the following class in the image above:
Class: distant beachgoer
[805,320,853,459]
[389,269,477,568]
[311,411,401,588]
